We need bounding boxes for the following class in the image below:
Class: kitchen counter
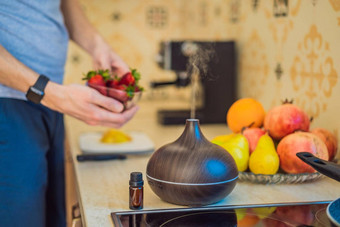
[64,98,340,227]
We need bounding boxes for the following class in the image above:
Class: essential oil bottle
[129,172,144,210]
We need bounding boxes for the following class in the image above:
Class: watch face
[26,86,44,104]
[30,87,44,96]
[25,75,49,104]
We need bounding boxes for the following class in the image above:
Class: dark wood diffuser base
[146,119,238,206]
[147,176,237,206]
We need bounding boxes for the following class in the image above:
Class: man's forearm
[0,44,66,112]
[61,0,104,56]
[0,45,39,93]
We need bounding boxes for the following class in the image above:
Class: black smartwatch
[26,75,50,104]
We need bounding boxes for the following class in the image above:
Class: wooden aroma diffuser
[146,119,238,206]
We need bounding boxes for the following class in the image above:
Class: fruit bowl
[88,83,142,110]
[238,171,323,184]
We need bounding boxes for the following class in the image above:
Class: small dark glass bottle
[129,172,144,210]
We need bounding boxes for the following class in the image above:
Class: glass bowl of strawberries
[83,69,144,110]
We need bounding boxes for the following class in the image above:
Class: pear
[249,133,280,175]
[212,133,249,172]
[253,206,277,219]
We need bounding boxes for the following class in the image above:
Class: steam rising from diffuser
[188,44,217,119]
[187,43,216,79]
[190,64,199,119]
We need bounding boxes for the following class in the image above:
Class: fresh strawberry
[88,75,105,86]
[134,86,142,92]
[113,84,126,90]
[131,69,141,81]
[126,85,142,98]
[88,75,107,95]
[119,72,135,86]
[106,79,119,88]
[107,84,128,102]
[83,70,110,95]
[106,75,128,101]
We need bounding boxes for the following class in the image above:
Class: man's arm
[0,44,138,128]
[61,0,98,56]
[0,45,38,94]
[61,0,129,76]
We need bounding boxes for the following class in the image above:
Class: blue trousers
[0,98,66,227]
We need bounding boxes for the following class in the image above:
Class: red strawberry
[114,84,126,90]
[106,75,128,101]
[88,74,105,86]
[107,84,128,102]
[106,79,119,88]
[119,72,135,86]
[83,70,110,83]
[83,70,109,96]
[88,75,107,95]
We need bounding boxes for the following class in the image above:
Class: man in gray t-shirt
[0,0,139,226]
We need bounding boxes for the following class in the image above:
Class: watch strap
[33,74,49,92]
[26,75,50,104]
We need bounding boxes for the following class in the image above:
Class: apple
[242,127,266,154]
[277,132,329,174]
[311,128,338,161]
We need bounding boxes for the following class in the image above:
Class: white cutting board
[79,131,155,154]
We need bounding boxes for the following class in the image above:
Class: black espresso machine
[151,41,237,125]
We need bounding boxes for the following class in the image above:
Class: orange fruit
[227,98,265,133]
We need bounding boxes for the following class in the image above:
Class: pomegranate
[277,132,329,174]
[263,205,314,227]
[242,127,266,154]
[264,101,310,140]
[311,128,338,161]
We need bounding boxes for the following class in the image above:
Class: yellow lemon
[100,129,132,144]
[212,133,249,172]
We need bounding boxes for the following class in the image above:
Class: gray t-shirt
[0,0,69,100]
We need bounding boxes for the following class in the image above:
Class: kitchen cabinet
[64,99,340,227]
[65,138,82,227]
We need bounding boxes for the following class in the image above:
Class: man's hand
[42,83,139,128]
[92,39,129,77]
[59,0,139,127]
